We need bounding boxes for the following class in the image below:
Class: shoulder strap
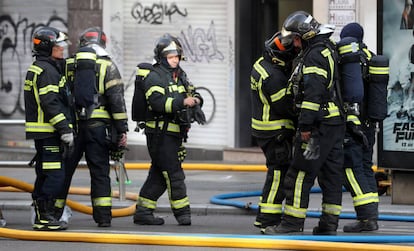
[360,48,370,80]
[308,40,345,118]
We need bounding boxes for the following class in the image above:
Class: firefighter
[24,27,73,231]
[263,11,346,235]
[58,27,128,227]
[250,31,298,232]
[133,33,203,226]
[340,22,384,232]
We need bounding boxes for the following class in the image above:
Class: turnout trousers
[343,121,379,220]
[60,120,112,224]
[362,121,379,197]
[282,123,345,231]
[137,132,190,217]
[254,134,292,228]
[32,136,66,202]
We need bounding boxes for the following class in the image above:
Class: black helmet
[264,31,297,64]
[281,11,323,40]
[79,27,107,48]
[154,33,184,62]
[32,27,69,56]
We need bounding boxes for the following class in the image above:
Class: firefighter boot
[173,206,191,225]
[93,206,112,227]
[343,218,378,232]
[313,213,339,235]
[133,205,164,225]
[54,207,64,222]
[33,200,68,231]
[344,202,379,232]
[254,212,281,232]
[262,215,304,235]
[53,199,72,223]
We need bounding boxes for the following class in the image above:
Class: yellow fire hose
[0,162,269,217]
[0,176,136,217]
[0,170,407,250]
[125,162,267,171]
[0,226,411,251]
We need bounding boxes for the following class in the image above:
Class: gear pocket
[274,140,292,166]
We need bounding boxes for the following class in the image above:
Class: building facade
[0,0,377,152]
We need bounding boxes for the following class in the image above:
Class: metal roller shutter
[109,0,235,148]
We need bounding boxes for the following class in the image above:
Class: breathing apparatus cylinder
[367,55,389,121]
[337,36,364,104]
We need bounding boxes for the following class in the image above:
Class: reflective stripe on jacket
[24,57,73,139]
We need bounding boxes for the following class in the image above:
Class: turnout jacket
[297,35,344,132]
[250,53,296,138]
[143,63,202,137]
[65,54,128,134]
[24,56,73,140]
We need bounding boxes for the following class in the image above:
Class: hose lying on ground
[210,189,414,222]
[0,176,414,249]
[0,176,136,217]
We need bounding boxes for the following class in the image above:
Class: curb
[2,200,414,217]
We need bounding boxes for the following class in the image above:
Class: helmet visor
[275,35,294,51]
[162,41,182,57]
[55,41,69,47]
[267,32,294,52]
[55,31,71,47]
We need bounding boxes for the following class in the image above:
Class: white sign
[329,10,356,26]
[329,0,356,9]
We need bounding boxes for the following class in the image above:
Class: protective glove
[110,149,125,162]
[303,137,320,160]
[61,133,74,147]
[178,144,187,162]
[110,133,128,162]
[61,132,75,159]
[347,123,369,148]
[177,108,192,125]
[193,105,206,125]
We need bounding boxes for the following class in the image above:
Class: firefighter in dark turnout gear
[133,34,203,226]
[263,11,346,235]
[250,31,298,232]
[59,27,128,227]
[24,27,73,231]
[339,22,386,233]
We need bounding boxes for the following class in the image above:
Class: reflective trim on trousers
[92,197,112,207]
[137,196,157,209]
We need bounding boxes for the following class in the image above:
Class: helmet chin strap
[160,57,179,70]
[160,57,169,67]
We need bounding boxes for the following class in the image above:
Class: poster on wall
[382,0,414,153]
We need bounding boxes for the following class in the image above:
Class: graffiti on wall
[179,21,224,63]
[129,2,224,64]
[127,2,225,124]
[0,14,67,118]
[131,1,188,24]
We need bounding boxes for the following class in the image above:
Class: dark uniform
[250,31,297,231]
[264,11,346,235]
[59,27,128,227]
[339,22,386,232]
[133,34,203,226]
[24,27,73,231]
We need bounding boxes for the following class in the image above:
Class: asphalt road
[0,167,414,250]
